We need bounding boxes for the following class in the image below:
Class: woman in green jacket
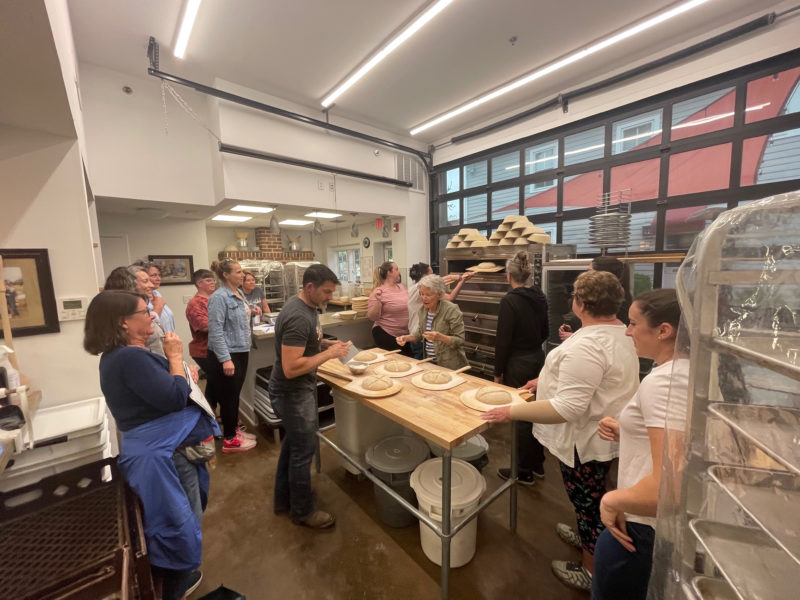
[396,274,468,370]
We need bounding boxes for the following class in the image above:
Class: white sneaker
[556,522,582,548]
[236,426,256,441]
[552,560,592,591]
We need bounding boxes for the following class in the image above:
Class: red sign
[393,222,399,232]
[375,218,383,229]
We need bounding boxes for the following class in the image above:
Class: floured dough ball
[353,350,378,362]
[362,375,393,391]
[384,360,412,373]
[476,387,512,405]
[422,370,452,385]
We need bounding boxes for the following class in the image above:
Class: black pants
[206,350,249,440]
[151,565,193,600]
[191,355,218,412]
[372,325,413,357]
[502,350,546,473]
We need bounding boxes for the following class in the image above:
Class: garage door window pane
[524,140,558,174]
[668,143,731,196]
[464,160,487,189]
[438,199,460,227]
[745,66,800,124]
[564,170,603,211]
[438,168,460,194]
[565,127,605,166]
[524,180,557,216]
[491,151,520,182]
[664,203,728,250]
[610,158,660,202]
[612,109,662,154]
[464,193,487,224]
[741,127,800,186]
[671,87,735,141]
[491,187,519,221]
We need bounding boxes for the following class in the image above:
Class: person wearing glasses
[186,269,218,412]
[84,290,218,600]
[207,259,256,453]
[103,266,165,356]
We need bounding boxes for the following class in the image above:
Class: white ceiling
[68,0,788,143]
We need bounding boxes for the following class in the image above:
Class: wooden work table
[316,355,516,450]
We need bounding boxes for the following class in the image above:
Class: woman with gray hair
[103,266,165,356]
[395,274,467,370]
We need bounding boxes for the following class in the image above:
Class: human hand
[558,324,573,341]
[598,417,620,442]
[163,332,183,359]
[395,335,409,346]
[493,375,503,384]
[422,331,440,342]
[519,378,538,392]
[600,492,635,551]
[482,406,512,423]
[461,271,475,280]
[326,341,350,359]
[189,364,199,383]
[152,296,166,311]
[253,306,262,316]
[374,287,383,298]
[222,360,235,376]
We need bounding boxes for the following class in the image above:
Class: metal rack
[441,243,575,378]
[649,191,800,600]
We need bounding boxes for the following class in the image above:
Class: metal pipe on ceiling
[219,142,413,188]
[450,13,777,144]
[146,39,431,170]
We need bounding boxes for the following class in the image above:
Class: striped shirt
[424,312,436,359]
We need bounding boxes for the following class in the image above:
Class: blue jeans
[172,451,204,523]
[270,384,317,522]
[591,522,655,600]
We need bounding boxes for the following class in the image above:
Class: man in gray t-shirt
[269,264,348,529]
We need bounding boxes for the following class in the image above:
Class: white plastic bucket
[410,457,486,567]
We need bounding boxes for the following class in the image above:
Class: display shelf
[689,576,738,600]
[709,336,800,381]
[708,403,800,476]
[689,520,797,600]
[708,465,800,563]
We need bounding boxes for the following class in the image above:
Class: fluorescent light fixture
[231,205,274,213]
[305,211,342,219]
[279,219,313,226]
[212,214,252,222]
[321,0,454,107]
[173,0,202,59]
[410,0,711,136]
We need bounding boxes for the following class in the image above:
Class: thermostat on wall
[58,297,90,321]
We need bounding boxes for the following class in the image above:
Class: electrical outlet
[329,182,335,192]
[317,180,325,191]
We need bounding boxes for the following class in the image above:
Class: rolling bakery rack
[648,190,800,600]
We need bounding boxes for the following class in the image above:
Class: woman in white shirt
[592,288,687,600]
[483,270,639,591]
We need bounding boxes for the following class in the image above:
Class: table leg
[509,421,518,533]
[441,450,452,600]
[314,384,321,474]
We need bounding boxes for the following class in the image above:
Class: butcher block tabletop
[317,354,523,450]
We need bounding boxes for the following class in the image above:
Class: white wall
[0,134,102,407]
[98,213,209,358]
[79,62,218,206]
[432,8,800,165]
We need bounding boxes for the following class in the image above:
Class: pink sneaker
[237,426,256,441]
[222,436,257,453]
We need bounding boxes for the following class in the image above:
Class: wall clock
[362,237,371,249]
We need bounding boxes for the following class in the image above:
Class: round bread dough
[353,350,378,362]
[362,375,393,391]
[384,360,412,373]
[422,370,453,385]
[476,387,512,405]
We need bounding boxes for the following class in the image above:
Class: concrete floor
[194,423,589,600]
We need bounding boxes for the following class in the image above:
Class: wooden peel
[519,391,534,401]
[382,349,402,355]
[452,365,471,374]
[416,357,435,364]
[317,365,353,382]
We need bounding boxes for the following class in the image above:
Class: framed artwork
[1,249,60,338]
[148,255,194,285]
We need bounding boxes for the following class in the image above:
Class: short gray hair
[127,265,147,277]
[418,274,447,297]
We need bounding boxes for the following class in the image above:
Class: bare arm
[281,342,349,379]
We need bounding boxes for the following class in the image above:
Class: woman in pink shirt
[367,261,412,356]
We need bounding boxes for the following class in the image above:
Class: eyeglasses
[130,308,151,316]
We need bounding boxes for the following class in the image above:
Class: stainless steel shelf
[708,403,800,476]
[690,519,797,600]
[708,465,800,564]
[709,336,800,381]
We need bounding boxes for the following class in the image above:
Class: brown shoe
[295,510,335,529]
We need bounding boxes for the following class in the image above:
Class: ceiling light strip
[174,0,203,59]
[321,0,455,107]
[410,0,711,136]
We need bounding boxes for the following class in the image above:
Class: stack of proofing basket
[488,215,551,246]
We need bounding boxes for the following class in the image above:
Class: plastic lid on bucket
[410,458,486,512]
[365,435,430,474]
[427,435,488,462]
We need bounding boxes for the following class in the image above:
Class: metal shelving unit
[649,191,800,600]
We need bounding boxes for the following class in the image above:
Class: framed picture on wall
[148,255,194,285]
[1,248,60,338]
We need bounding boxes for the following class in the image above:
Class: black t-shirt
[269,295,322,393]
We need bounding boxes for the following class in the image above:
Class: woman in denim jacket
[207,259,257,453]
